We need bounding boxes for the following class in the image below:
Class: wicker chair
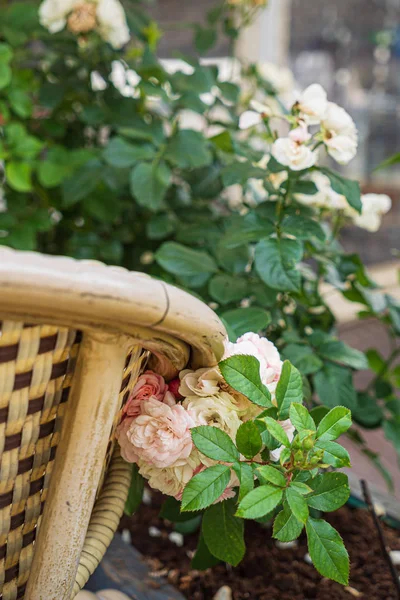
[0,248,226,600]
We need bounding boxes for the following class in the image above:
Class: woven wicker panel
[0,321,80,600]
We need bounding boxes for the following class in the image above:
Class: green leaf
[62,160,102,206]
[308,472,350,512]
[260,417,290,447]
[156,241,217,279]
[318,340,368,370]
[159,497,201,523]
[6,161,32,192]
[235,462,254,502]
[192,426,239,463]
[313,364,358,411]
[290,481,312,495]
[236,485,283,519]
[221,307,271,337]
[281,215,325,241]
[315,440,351,468]
[255,237,303,292]
[256,465,286,487]
[283,344,323,376]
[181,465,231,512]
[236,421,262,459]
[130,161,171,211]
[292,180,318,195]
[191,533,220,570]
[319,167,361,213]
[285,487,309,524]
[146,213,176,240]
[289,403,316,439]
[316,406,352,441]
[124,464,144,516]
[276,361,303,419]
[0,44,13,64]
[373,152,400,172]
[195,26,217,53]
[166,129,212,169]
[306,518,349,584]
[8,88,32,118]
[352,392,383,428]
[0,63,11,89]
[219,355,272,408]
[209,275,248,305]
[104,137,155,167]
[273,504,304,542]
[309,406,330,426]
[202,499,245,567]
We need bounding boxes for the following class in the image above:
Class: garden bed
[121,492,400,600]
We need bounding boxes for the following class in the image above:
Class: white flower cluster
[39,0,130,49]
[296,173,392,232]
[241,83,358,171]
[116,333,294,500]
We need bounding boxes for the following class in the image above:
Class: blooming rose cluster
[116,332,294,500]
[241,83,358,170]
[39,0,130,49]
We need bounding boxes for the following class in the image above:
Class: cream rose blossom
[39,0,130,49]
[272,137,317,171]
[183,392,242,439]
[350,193,392,232]
[179,367,221,398]
[297,84,328,125]
[138,452,201,499]
[119,397,195,468]
[322,102,358,164]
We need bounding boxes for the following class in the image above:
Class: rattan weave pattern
[0,320,80,600]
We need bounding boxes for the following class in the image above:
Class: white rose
[179,367,221,398]
[138,452,201,498]
[270,419,295,461]
[183,392,242,440]
[297,84,328,125]
[39,0,76,33]
[258,62,295,95]
[96,0,130,48]
[322,102,358,164]
[272,137,317,171]
[91,71,107,91]
[350,193,392,232]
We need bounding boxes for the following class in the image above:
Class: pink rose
[224,332,282,388]
[122,397,195,468]
[124,370,167,418]
[116,417,138,463]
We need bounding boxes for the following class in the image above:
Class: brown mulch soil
[120,492,400,600]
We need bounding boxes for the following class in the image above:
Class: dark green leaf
[289,403,316,438]
[318,340,368,370]
[306,518,349,584]
[273,504,304,542]
[319,167,361,213]
[124,464,144,516]
[191,533,221,570]
[235,422,262,459]
[308,473,350,512]
[62,160,102,206]
[166,129,212,169]
[221,307,271,337]
[202,499,245,567]
[255,238,303,292]
[352,392,383,428]
[156,242,217,278]
[235,462,254,501]
[260,417,290,447]
[209,275,248,305]
[130,161,171,210]
[276,361,303,419]
[313,364,358,411]
[159,497,201,523]
[282,215,325,241]
[192,426,239,463]
[283,344,323,375]
[104,137,155,167]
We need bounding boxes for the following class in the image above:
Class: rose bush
[0,0,399,490]
[118,333,353,585]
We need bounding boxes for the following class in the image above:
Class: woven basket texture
[0,321,141,600]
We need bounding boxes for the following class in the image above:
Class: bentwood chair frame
[0,247,226,600]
